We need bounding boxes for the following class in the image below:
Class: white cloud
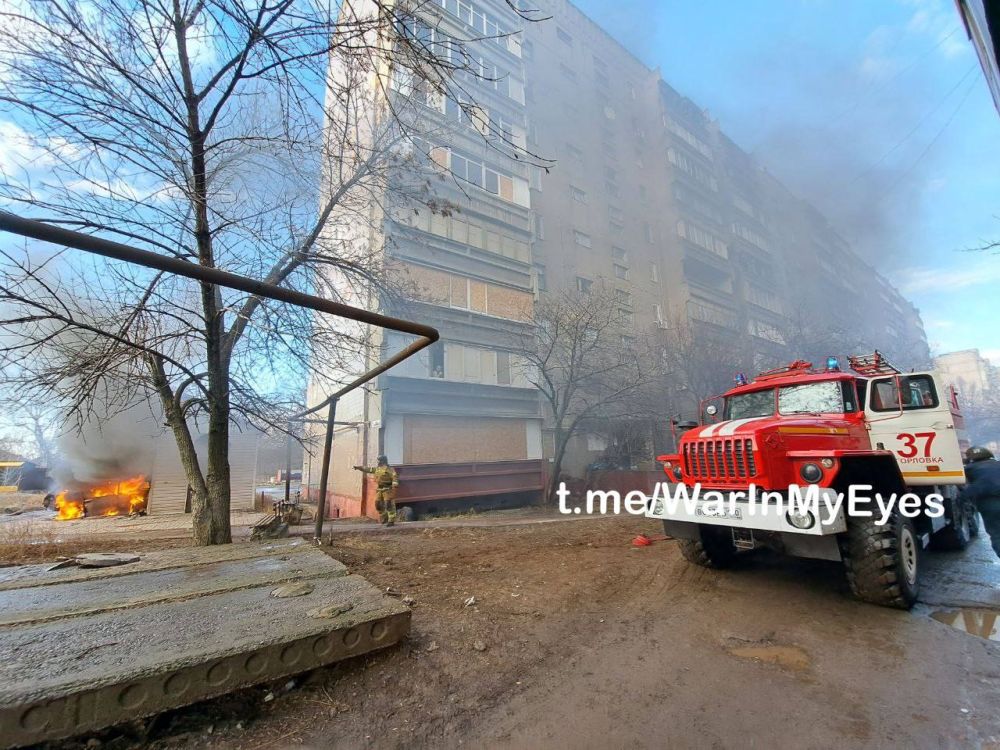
[899,259,1000,294]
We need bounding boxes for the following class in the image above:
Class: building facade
[305,0,932,510]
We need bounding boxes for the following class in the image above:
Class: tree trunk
[545,425,571,504]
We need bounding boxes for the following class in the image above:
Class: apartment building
[935,349,998,396]
[305,0,931,511]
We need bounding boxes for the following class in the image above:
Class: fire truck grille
[683,438,757,482]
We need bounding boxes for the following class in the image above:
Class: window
[566,143,583,161]
[613,263,629,280]
[732,223,771,252]
[663,114,712,158]
[778,382,846,415]
[612,246,628,261]
[620,309,634,327]
[557,27,572,44]
[677,220,728,258]
[643,222,654,243]
[571,186,587,203]
[615,289,632,305]
[653,303,663,323]
[522,39,533,59]
[559,63,577,81]
[595,70,609,88]
[650,262,659,283]
[609,206,624,223]
[534,265,547,292]
[577,277,593,293]
[573,230,592,248]
[497,351,511,385]
[870,375,939,412]
[533,214,545,240]
[667,147,718,191]
[746,284,780,313]
[429,341,445,378]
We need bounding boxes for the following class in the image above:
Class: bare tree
[507,286,658,503]
[658,313,762,421]
[0,0,545,543]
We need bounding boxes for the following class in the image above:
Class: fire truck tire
[676,525,738,569]
[397,505,416,522]
[931,492,971,551]
[840,513,920,609]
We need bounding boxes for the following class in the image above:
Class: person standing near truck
[353,455,400,526]
[963,446,1000,558]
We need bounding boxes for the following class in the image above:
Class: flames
[54,475,151,520]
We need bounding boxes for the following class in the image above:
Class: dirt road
[99,515,996,750]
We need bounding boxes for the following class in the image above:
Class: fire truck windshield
[725,381,846,419]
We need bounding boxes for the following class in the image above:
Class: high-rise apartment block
[305,0,931,513]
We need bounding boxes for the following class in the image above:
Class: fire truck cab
[648,352,977,609]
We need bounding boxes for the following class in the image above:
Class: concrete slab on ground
[0,540,408,748]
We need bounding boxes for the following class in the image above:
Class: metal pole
[283,423,293,506]
[314,399,338,541]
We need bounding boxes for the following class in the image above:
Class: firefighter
[963,446,1000,558]
[354,455,400,526]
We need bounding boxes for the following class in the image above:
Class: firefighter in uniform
[963,446,1000,559]
[354,455,400,525]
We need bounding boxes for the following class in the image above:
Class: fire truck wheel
[676,525,738,569]
[840,513,920,609]
[931,492,971,551]
[397,505,416,522]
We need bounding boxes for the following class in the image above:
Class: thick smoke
[52,400,163,489]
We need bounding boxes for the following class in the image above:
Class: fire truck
[648,352,977,609]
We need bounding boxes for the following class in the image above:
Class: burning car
[53,476,151,520]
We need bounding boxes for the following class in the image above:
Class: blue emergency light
[735,372,748,386]
[826,356,840,372]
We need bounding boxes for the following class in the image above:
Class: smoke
[52,397,163,489]
[729,35,967,265]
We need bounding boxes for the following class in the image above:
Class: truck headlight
[787,510,816,530]
[799,463,822,483]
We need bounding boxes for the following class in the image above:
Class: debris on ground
[472,640,488,652]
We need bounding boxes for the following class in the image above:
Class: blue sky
[575,0,1000,362]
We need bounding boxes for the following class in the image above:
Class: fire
[54,475,150,520]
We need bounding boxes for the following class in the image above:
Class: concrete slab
[0,537,308,590]
[0,542,408,748]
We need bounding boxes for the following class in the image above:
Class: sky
[574,0,1000,363]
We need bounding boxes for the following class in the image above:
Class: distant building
[934,348,998,396]
[305,0,932,511]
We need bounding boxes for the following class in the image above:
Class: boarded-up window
[450,276,469,308]
[488,285,532,320]
[403,416,528,463]
[469,280,488,312]
[430,146,449,169]
[405,263,450,304]
[499,175,514,202]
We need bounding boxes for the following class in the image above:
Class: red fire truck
[649,352,977,609]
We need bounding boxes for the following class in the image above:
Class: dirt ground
[33,514,999,750]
